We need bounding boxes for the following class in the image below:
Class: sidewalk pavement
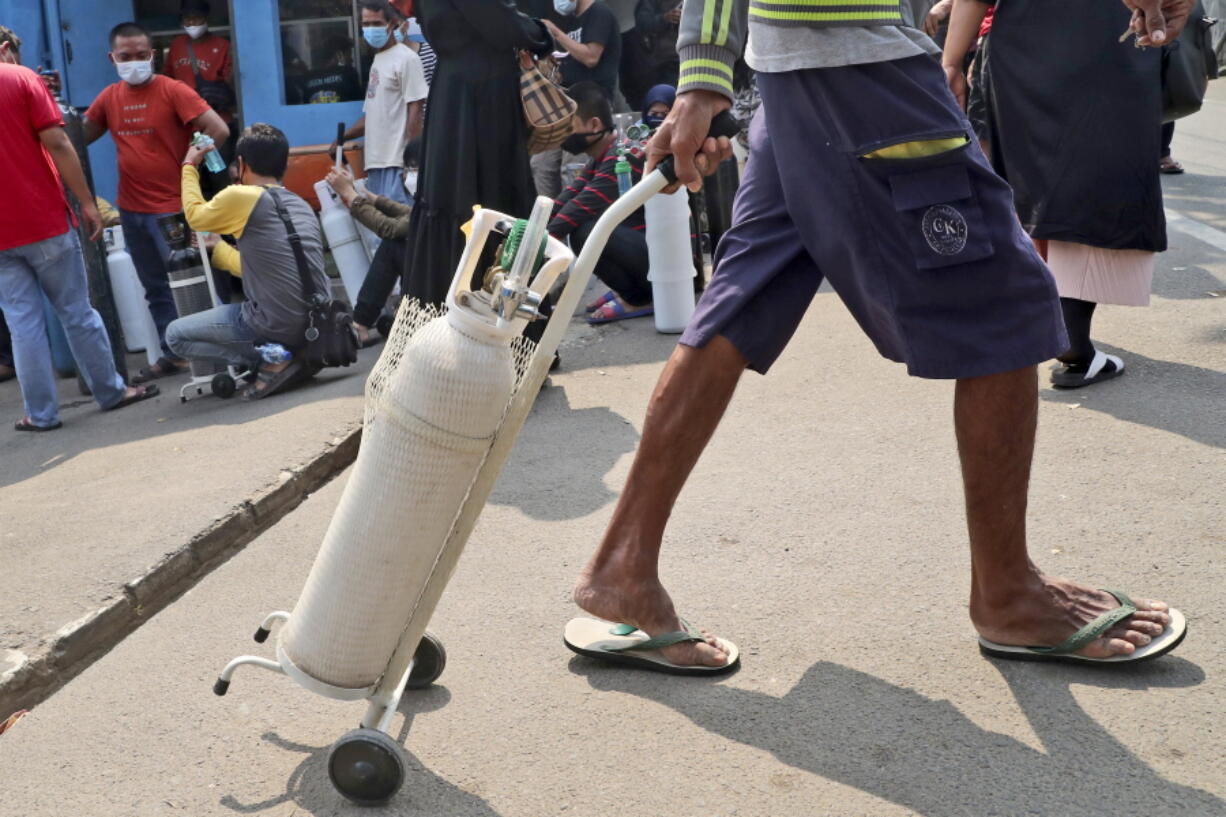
[0,348,376,716]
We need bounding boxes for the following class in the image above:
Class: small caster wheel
[211,373,237,399]
[375,313,395,338]
[328,728,405,806]
[406,631,446,690]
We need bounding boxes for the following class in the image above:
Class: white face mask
[116,59,154,86]
[184,24,207,39]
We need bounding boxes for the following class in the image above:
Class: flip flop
[14,417,62,432]
[1051,350,1124,389]
[585,290,617,313]
[131,356,186,384]
[978,590,1187,665]
[103,383,160,411]
[564,616,740,676]
[587,300,654,325]
[1159,157,1185,175]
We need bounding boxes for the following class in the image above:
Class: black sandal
[104,383,160,411]
[131,356,185,384]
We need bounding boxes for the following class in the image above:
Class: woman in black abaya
[405,0,553,306]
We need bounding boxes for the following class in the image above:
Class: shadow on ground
[0,354,367,491]
[569,655,1222,816]
[218,685,506,816]
[1041,343,1225,449]
[488,383,639,521]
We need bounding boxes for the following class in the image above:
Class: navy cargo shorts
[681,55,1068,379]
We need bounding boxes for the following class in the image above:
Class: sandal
[131,356,186,384]
[1159,157,1185,175]
[587,299,654,325]
[1051,350,1124,389]
[242,359,304,401]
[585,290,617,313]
[14,417,62,432]
[103,383,160,411]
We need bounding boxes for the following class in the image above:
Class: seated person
[548,81,652,325]
[169,123,330,399]
[640,83,676,131]
[324,142,417,345]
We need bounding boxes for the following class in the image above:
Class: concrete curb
[0,424,363,720]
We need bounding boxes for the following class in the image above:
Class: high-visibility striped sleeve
[677,0,747,101]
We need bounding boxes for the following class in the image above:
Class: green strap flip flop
[563,617,740,676]
[978,590,1187,665]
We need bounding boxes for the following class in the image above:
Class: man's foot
[241,359,303,401]
[573,559,731,669]
[103,383,160,412]
[972,574,1172,659]
[1159,156,1185,174]
[354,323,381,349]
[131,356,186,384]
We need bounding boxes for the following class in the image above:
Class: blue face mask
[554,0,577,16]
[393,28,406,44]
[363,27,390,49]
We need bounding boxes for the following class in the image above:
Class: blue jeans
[120,209,181,358]
[165,303,260,369]
[364,166,413,207]
[0,229,128,426]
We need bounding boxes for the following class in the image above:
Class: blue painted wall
[0,0,365,204]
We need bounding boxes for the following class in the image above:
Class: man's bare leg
[957,366,1171,657]
[574,335,746,667]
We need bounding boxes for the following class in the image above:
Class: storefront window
[279,0,366,105]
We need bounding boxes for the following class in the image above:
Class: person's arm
[180,149,260,235]
[189,107,229,146]
[351,195,412,240]
[40,126,102,240]
[542,20,606,68]
[454,0,552,55]
[924,0,954,36]
[1122,0,1194,45]
[406,99,424,145]
[940,0,989,110]
[218,38,235,84]
[211,240,242,277]
[82,88,109,145]
[341,115,366,142]
[549,156,623,239]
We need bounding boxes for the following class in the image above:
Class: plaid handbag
[520,52,576,154]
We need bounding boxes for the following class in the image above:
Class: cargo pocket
[862,142,996,270]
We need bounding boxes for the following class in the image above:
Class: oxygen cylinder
[315,180,371,306]
[158,215,218,378]
[645,187,697,334]
[278,204,556,692]
[104,227,160,362]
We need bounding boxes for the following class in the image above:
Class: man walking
[83,22,229,383]
[336,0,427,207]
[565,0,1190,669]
[0,26,158,431]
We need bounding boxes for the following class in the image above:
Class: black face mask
[561,128,607,155]
[643,113,666,130]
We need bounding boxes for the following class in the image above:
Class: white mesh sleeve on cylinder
[280,314,516,689]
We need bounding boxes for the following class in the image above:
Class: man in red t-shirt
[0,26,158,431]
[162,0,234,127]
[84,21,228,382]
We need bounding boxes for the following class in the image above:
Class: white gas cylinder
[645,187,696,334]
[104,226,161,363]
[315,180,371,307]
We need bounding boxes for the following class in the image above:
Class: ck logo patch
[922,204,968,256]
